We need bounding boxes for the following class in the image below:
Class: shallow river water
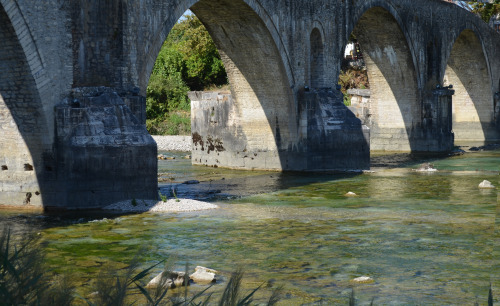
[1,149,499,305]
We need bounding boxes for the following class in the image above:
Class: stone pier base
[46,87,158,210]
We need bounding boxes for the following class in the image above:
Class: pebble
[152,135,191,152]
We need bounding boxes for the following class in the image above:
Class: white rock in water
[351,276,374,283]
[147,271,188,289]
[190,266,217,284]
[478,180,495,189]
[345,192,357,197]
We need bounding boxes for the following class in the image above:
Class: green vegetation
[147,14,228,135]
[0,228,282,305]
[468,1,500,23]
[159,192,167,202]
[338,67,369,106]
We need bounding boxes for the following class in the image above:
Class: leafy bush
[468,1,500,23]
[338,67,369,106]
[146,111,191,136]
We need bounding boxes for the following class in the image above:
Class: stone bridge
[1,0,499,209]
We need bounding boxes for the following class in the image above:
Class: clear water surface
[1,149,498,305]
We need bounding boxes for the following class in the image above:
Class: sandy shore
[103,198,218,213]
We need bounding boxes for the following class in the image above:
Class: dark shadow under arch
[310,28,326,89]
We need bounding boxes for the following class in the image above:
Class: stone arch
[349,1,422,90]
[142,0,294,93]
[0,0,55,138]
[350,6,420,151]
[310,28,326,89]
[443,29,497,142]
[143,0,296,170]
[0,4,51,207]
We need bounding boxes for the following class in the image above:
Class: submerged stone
[414,163,437,172]
[183,180,200,185]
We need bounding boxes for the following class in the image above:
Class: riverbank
[152,135,191,151]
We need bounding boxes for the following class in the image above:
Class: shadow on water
[157,150,472,202]
[160,171,361,202]
[0,209,135,236]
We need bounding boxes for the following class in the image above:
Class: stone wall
[347,89,371,126]
[0,4,47,207]
[190,91,283,170]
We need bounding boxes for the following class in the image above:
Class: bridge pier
[46,87,158,210]
[348,87,455,152]
[190,89,370,171]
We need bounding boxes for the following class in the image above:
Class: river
[1,148,498,304]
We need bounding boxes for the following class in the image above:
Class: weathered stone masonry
[0,0,499,209]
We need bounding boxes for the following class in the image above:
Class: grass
[0,227,283,305]
[147,111,191,136]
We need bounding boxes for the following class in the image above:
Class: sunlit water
[1,149,498,304]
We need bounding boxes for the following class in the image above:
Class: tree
[468,0,500,23]
[165,15,227,90]
[146,14,228,134]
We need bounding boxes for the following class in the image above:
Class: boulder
[478,180,495,189]
[190,266,217,284]
[146,271,189,289]
[344,192,357,197]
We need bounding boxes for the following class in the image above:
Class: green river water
[1,149,499,305]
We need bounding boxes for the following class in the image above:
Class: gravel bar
[103,199,218,213]
[152,135,191,152]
